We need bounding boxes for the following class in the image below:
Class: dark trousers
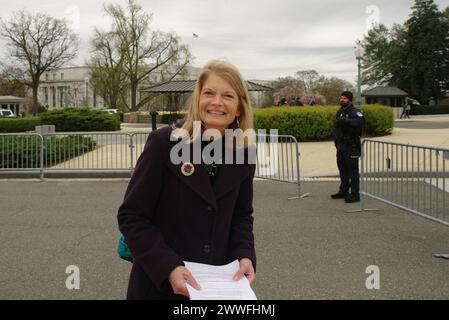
[336,145,360,195]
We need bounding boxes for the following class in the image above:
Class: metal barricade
[0,133,44,179]
[255,134,299,183]
[361,139,449,226]
[130,132,149,168]
[42,132,134,173]
[1,132,306,197]
[255,134,308,199]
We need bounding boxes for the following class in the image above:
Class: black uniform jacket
[117,125,256,299]
[333,104,364,149]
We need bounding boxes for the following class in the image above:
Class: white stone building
[38,65,201,111]
[39,66,105,110]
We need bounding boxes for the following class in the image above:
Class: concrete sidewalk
[0,179,448,299]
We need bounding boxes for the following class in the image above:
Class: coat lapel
[165,134,252,209]
[167,161,217,210]
[212,164,251,199]
[167,161,251,207]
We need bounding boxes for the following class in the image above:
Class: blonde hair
[177,59,254,148]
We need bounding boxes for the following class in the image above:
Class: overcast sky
[0,0,448,84]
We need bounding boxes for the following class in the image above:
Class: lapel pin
[181,162,195,177]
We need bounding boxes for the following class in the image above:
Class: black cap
[341,91,353,101]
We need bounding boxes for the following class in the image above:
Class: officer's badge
[356,112,363,117]
[181,162,195,177]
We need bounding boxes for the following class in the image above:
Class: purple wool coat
[117,125,256,300]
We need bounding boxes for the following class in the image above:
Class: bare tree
[104,0,193,111]
[88,29,129,109]
[0,66,27,97]
[272,76,306,103]
[315,77,355,105]
[0,10,79,115]
[295,70,321,91]
[272,70,355,105]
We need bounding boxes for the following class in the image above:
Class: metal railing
[255,134,307,199]
[255,134,299,184]
[131,132,150,167]
[43,132,133,171]
[1,132,304,193]
[0,132,144,178]
[0,133,45,179]
[360,139,449,226]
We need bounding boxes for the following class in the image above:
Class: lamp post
[354,42,364,112]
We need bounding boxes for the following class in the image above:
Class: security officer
[331,91,364,203]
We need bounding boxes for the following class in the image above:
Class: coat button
[207,205,213,212]
[202,245,211,254]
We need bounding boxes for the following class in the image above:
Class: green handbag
[117,234,133,262]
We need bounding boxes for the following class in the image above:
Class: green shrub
[39,108,120,132]
[254,104,393,141]
[362,105,394,135]
[410,105,449,115]
[0,135,96,168]
[0,118,42,133]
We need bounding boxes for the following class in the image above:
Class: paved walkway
[0,179,448,299]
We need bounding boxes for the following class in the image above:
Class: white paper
[184,260,257,300]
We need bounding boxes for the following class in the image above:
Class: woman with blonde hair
[118,59,257,299]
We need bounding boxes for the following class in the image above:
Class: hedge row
[0,135,96,168]
[1,105,394,142]
[411,105,449,115]
[0,108,121,133]
[254,104,394,141]
[0,118,42,133]
[40,108,120,132]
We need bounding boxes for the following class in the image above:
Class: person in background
[400,98,411,119]
[277,97,287,106]
[288,97,299,106]
[296,97,304,106]
[405,100,411,118]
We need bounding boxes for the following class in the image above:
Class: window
[53,73,56,80]
[44,87,48,104]
[61,73,64,80]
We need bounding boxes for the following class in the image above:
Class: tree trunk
[130,80,137,111]
[32,83,39,116]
